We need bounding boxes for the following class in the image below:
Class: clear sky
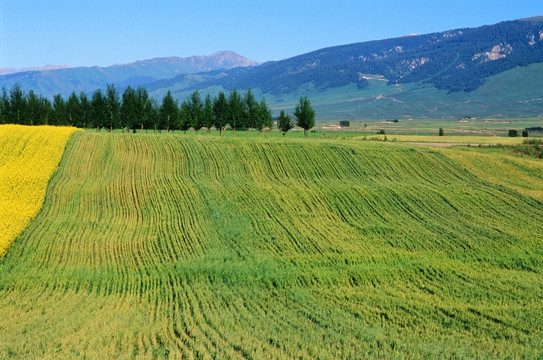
[0,0,541,69]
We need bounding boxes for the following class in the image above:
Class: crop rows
[0,125,78,258]
[0,132,542,358]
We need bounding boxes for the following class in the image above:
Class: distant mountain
[156,18,543,95]
[0,51,258,97]
[0,65,71,76]
[143,17,543,119]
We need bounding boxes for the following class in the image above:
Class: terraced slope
[0,125,79,258]
[0,133,542,358]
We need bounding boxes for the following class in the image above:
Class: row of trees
[0,84,316,136]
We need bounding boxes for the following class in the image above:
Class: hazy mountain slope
[144,61,543,120]
[0,65,71,76]
[162,18,543,96]
[0,51,258,97]
[143,18,543,119]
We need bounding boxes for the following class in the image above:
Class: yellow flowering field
[0,125,79,258]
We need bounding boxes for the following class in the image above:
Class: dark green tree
[508,129,518,137]
[179,100,192,134]
[258,98,273,133]
[188,90,203,132]
[0,88,9,124]
[202,94,214,134]
[41,97,52,126]
[213,91,228,136]
[121,86,138,131]
[51,94,67,126]
[438,128,444,136]
[27,91,51,126]
[277,110,294,136]
[26,90,43,126]
[228,89,244,135]
[159,90,178,132]
[135,87,150,133]
[9,83,27,124]
[105,84,121,131]
[144,98,159,132]
[243,88,258,132]
[90,89,107,131]
[78,92,90,128]
[67,92,81,127]
[293,96,315,138]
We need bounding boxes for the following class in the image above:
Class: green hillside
[150,62,543,121]
[144,18,543,120]
[1,132,542,358]
[275,61,543,120]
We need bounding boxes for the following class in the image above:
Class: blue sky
[0,0,541,69]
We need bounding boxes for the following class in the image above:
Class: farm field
[313,118,543,138]
[0,130,542,358]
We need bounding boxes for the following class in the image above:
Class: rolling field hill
[0,131,542,358]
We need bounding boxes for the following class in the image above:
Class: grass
[0,131,542,358]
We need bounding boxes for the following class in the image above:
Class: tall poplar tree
[228,89,244,135]
[67,91,81,127]
[179,100,191,134]
[213,91,228,136]
[202,94,214,134]
[26,91,51,126]
[293,96,315,138]
[105,84,121,131]
[144,98,159,132]
[51,94,67,126]
[9,84,26,124]
[41,96,52,126]
[257,98,273,133]
[121,86,138,131]
[26,90,42,126]
[0,88,9,124]
[188,90,203,132]
[79,92,90,128]
[90,89,107,131]
[135,87,150,133]
[159,90,178,132]
[244,88,258,132]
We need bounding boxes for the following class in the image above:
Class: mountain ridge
[140,18,543,119]
[0,51,258,97]
[0,65,71,76]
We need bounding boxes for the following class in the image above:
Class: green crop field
[1,131,542,359]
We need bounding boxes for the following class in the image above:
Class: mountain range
[0,51,258,99]
[2,17,543,119]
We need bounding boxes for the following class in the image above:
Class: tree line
[0,84,315,136]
